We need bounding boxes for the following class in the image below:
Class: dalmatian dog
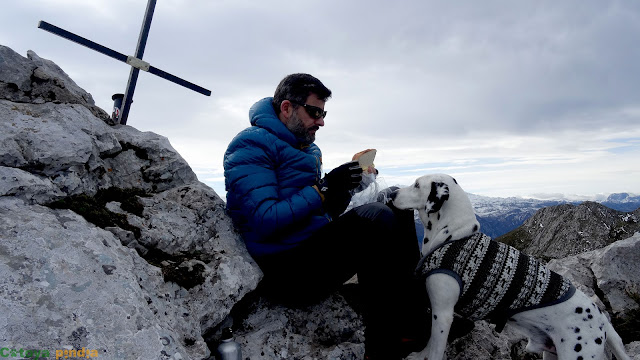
[391,174,629,360]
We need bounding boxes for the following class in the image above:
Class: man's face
[286,93,325,145]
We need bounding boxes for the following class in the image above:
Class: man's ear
[280,100,294,121]
[425,181,450,214]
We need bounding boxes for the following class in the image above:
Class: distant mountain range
[600,193,640,212]
[470,192,640,238]
[347,186,639,245]
[411,192,640,243]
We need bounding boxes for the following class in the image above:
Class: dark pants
[254,202,430,358]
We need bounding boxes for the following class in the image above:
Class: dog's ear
[425,181,450,214]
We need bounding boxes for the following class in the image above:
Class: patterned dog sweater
[417,233,575,332]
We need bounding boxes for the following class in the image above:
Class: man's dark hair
[272,73,332,115]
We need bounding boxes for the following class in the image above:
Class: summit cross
[38,0,211,125]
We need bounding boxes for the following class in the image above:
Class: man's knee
[352,202,394,224]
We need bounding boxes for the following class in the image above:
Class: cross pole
[37,0,211,125]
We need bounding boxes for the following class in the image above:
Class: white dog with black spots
[391,174,629,360]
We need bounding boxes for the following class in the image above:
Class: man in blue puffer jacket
[224,73,429,359]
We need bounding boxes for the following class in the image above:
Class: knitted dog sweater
[417,233,575,332]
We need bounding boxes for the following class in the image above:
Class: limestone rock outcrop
[498,201,640,259]
[1,44,262,359]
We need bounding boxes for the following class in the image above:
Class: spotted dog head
[392,174,480,254]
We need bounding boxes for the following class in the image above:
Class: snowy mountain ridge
[469,192,640,216]
[347,181,639,239]
[468,192,639,238]
[350,183,640,240]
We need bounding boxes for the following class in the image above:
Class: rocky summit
[0,45,262,360]
[498,201,640,260]
[1,44,639,359]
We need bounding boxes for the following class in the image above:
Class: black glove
[316,161,362,194]
[317,161,362,217]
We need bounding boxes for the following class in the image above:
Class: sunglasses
[290,101,327,120]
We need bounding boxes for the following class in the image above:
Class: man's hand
[317,161,362,194]
[315,161,362,217]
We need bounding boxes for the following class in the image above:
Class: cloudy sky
[2,1,639,200]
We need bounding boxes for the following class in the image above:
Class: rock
[1,45,37,95]
[108,125,198,193]
[0,99,197,200]
[0,182,262,360]
[2,45,198,199]
[625,341,640,359]
[105,226,136,246]
[0,165,65,203]
[220,293,365,360]
[548,233,640,316]
[1,45,263,359]
[0,45,109,121]
[0,197,194,359]
[545,251,605,310]
[127,184,239,257]
[591,234,640,314]
[445,321,514,360]
[498,202,640,260]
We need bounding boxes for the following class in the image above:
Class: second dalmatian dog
[390,174,629,360]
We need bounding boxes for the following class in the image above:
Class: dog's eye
[414,182,420,189]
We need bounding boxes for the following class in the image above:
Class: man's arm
[225,135,323,241]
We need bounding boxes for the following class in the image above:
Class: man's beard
[286,111,317,145]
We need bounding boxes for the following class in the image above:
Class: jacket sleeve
[224,133,324,241]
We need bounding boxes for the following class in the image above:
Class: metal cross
[38,0,211,125]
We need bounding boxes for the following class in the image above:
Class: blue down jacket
[224,97,331,258]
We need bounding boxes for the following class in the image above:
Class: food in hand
[356,149,376,173]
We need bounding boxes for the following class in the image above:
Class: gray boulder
[1,45,109,121]
[0,197,196,359]
[1,44,262,359]
[548,233,640,316]
[625,342,640,360]
[225,294,365,360]
[0,165,65,203]
[445,321,513,360]
[0,99,197,200]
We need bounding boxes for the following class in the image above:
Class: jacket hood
[249,97,300,147]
